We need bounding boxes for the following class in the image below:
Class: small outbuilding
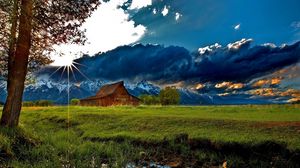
[80,81,140,106]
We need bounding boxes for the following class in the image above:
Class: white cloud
[263,43,276,48]
[291,21,300,29]
[291,21,300,40]
[153,8,157,14]
[175,12,182,21]
[161,5,169,16]
[234,24,240,30]
[129,0,152,10]
[227,38,253,50]
[82,0,147,53]
[198,43,222,55]
[51,0,147,66]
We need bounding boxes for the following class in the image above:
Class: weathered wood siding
[80,84,140,106]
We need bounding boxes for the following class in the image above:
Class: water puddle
[126,162,171,168]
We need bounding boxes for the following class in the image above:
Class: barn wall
[80,84,140,106]
[111,85,140,106]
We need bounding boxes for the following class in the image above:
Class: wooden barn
[80,81,140,106]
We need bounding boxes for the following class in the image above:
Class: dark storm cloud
[39,40,300,84]
[80,44,191,81]
[41,44,192,82]
[189,40,300,83]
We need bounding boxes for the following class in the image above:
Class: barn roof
[96,81,124,97]
[81,81,134,101]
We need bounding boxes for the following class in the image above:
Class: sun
[50,44,82,67]
[51,55,74,66]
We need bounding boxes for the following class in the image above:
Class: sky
[51,0,300,66]
[46,0,300,104]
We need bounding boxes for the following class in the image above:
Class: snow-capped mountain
[178,88,213,105]
[126,80,160,96]
[0,78,164,104]
[0,78,273,105]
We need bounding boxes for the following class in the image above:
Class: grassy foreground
[0,105,300,167]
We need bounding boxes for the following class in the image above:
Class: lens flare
[48,59,91,163]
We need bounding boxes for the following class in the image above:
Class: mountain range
[0,78,272,105]
[1,41,298,105]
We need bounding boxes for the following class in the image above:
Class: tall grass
[0,104,299,167]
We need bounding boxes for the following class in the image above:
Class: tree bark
[1,0,33,127]
[8,0,18,67]
[6,0,18,98]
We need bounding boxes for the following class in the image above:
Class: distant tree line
[139,95,160,105]
[22,100,53,107]
[139,87,180,105]
[22,98,82,107]
[291,100,300,104]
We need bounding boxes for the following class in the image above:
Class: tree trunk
[8,0,18,66]
[1,0,33,127]
[6,0,18,103]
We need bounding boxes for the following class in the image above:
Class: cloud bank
[190,39,300,83]
[41,39,300,85]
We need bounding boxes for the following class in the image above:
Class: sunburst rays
[48,59,91,164]
[50,60,91,82]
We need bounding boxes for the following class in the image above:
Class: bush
[35,100,53,107]
[23,101,35,107]
[159,87,180,105]
[71,99,80,105]
[139,95,160,105]
[22,100,52,107]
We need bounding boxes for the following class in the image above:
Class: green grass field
[1,105,300,167]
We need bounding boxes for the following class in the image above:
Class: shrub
[71,99,80,105]
[23,101,35,107]
[139,95,160,105]
[159,87,180,105]
[35,100,53,107]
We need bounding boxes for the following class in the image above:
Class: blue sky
[51,0,300,65]
[132,0,300,49]
[45,0,300,103]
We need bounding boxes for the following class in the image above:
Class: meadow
[0,105,300,167]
